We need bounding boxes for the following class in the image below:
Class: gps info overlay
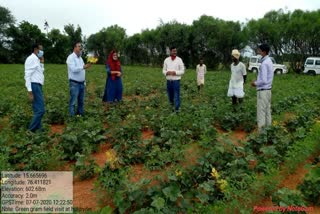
[1,171,73,213]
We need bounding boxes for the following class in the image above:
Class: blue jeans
[166,80,180,111]
[29,83,45,132]
[69,80,85,116]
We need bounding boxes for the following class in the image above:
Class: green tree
[86,25,127,63]
[64,24,82,52]
[6,21,46,63]
[156,21,192,67]
[45,28,69,63]
[191,15,245,69]
[124,33,149,65]
[0,5,15,63]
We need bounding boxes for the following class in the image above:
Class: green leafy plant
[74,152,97,180]
[298,167,320,205]
[272,188,307,214]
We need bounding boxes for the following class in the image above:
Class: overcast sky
[1,0,320,37]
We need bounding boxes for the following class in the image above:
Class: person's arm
[117,66,122,77]
[106,64,111,74]
[162,59,169,76]
[254,63,267,86]
[243,75,247,84]
[106,64,120,75]
[175,58,185,76]
[242,63,247,83]
[24,57,40,92]
[204,65,207,74]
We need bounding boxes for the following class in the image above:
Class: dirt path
[255,155,320,214]
[216,127,248,146]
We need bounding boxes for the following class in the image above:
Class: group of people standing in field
[24,42,273,134]
[24,41,124,133]
[163,44,274,133]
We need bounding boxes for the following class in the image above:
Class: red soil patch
[216,127,248,146]
[279,162,310,190]
[130,164,166,185]
[229,129,247,146]
[181,143,201,167]
[93,142,112,167]
[142,129,154,140]
[72,142,112,211]
[255,155,320,213]
[73,177,99,211]
[103,122,108,129]
[50,124,65,135]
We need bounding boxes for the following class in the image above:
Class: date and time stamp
[1,171,73,213]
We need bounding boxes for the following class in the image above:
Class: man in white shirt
[24,44,45,132]
[196,59,207,92]
[66,41,91,117]
[227,49,247,107]
[162,47,185,112]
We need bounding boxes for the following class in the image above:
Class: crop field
[0,64,320,213]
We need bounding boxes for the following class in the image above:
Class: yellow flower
[175,169,182,177]
[272,120,279,126]
[217,179,228,192]
[211,168,219,179]
[87,56,98,64]
[105,149,119,169]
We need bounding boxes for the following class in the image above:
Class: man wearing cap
[251,44,274,132]
[227,49,247,107]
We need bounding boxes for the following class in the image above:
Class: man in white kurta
[227,49,247,106]
[196,59,207,91]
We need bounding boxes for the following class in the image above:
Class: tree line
[1,5,320,71]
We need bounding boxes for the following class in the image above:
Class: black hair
[259,43,270,55]
[73,41,81,49]
[31,43,40,53]
[169,46,176,51]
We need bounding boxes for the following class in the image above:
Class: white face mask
[37,50,44,58]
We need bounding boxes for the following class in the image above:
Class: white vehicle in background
[303,57,320,75]
[248,55,288,74]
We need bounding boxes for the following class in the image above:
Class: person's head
[73,41,82,56]
[32,43,43,58]
[231,49,240,62]
[258,43,270,57]
[112,51,118,61]
[170,47,177,56]
[199,58,204,65]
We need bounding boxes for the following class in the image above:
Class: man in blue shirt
[251,44,274,132]
[66,41,91,117]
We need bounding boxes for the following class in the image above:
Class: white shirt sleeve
[242,63,247,75]
[24,56,42,92]
[175,58,185,76]
[162,59,168,76]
